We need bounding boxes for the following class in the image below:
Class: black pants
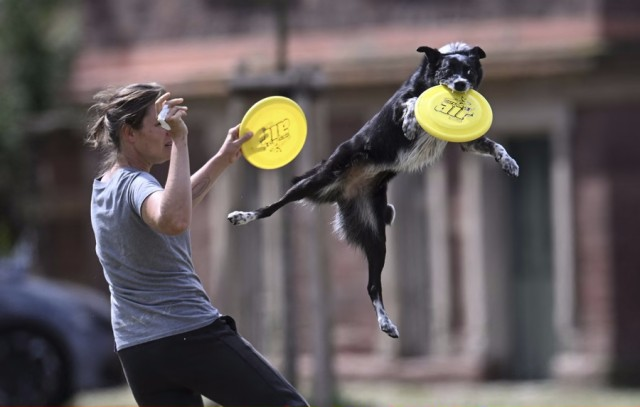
[117,316,308,407]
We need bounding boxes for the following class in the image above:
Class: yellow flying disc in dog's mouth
[240,96,307,170]
[415,85,493,142]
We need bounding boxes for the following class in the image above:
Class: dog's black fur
[228,42,519,338]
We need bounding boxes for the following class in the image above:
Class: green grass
[341,381,640,406]
[72,381,640,407]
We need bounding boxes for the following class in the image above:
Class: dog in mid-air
[228,42,519,338]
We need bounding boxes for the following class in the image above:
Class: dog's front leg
[399,97,421,141]
[460,136,519,177]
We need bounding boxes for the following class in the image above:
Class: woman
[87,83,308,407]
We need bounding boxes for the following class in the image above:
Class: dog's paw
[401,98,419,141]
[501,156,520,177]
[227,211,257,225]
[380,318,400,338]
[403,123,420,141]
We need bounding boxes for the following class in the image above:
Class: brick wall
[81,0,598,48]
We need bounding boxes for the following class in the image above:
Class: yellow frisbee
[415,85,493,142]
[239,96,307,170]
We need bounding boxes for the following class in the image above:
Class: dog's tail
[333,197,394,246]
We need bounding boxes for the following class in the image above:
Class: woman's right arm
[141,94,193,236]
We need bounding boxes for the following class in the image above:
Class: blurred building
[31,0,640,386]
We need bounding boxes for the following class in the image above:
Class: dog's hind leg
[227,167,337,225]
[365,233,399,338]
[337,194,399,338]
[228,183,310,225]
[460,136,520,176]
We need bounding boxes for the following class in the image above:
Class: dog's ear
[470,46,486,59]
[417,46,442,64]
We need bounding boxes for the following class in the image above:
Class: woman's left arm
[191,124,252,208]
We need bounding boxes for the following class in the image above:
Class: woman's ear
[121,124,136,145]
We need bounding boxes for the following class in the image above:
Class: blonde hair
[85,83,165,174]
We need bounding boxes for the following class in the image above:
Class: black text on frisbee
[239,96,308,170]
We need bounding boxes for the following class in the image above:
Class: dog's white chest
[397,96,448,172]
[395,132,448,173]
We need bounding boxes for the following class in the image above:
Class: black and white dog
[228,42,519,338]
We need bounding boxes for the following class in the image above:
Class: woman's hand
[215,124,253,165]
[188,125,253,208]
[156,92,189,141]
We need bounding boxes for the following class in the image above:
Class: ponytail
[85,83,165,174]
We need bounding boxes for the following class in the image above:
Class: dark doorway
[505,137,554,380]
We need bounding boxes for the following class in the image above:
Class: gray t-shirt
[90,168,219,350]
